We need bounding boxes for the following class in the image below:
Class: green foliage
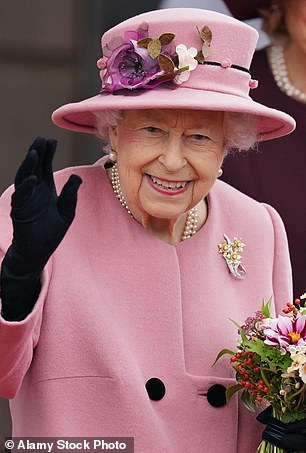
[230,318,247,343]
[241,389,256,412]
[245,338,292,372]
[280,411,306,423]
[226,384,243,402]
[211,348,235,367]
[261,297,272,318]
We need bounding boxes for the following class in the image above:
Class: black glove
[1,137,82,321]
[257,406,306,452]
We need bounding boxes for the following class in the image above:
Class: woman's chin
[139,204,189,222]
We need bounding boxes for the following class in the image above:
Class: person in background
[222,0,306,298]
[0,7,305,452]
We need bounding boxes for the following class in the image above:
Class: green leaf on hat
[148,38,162,59]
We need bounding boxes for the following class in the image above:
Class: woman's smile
[146,173,191,196]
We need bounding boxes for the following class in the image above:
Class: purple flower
[100,25,166,92]
[242,310,266,338]
[263,313,306,350]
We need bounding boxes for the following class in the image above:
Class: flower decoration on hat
[195,24,212,63]
[218,234,246,279]
[174,45,198,84]
[249,79,259,89]
[221,58,232,69]
[98,22,211,92]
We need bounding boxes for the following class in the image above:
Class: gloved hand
[257,406,306,452]
[1,137,82,321]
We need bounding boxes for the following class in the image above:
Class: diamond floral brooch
[218,234,246,280]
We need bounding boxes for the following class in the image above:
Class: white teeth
[150,175,187,190]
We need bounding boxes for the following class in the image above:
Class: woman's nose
[158,140,187,172]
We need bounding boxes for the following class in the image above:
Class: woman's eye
[144,126,163,134]
[189,134,208,141]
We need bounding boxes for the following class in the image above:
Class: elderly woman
[0,7,304,453]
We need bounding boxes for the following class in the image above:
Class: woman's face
[283,0,306,52]
[108,109,225,221]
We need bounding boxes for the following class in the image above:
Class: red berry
[263,387,269,393]
[231,356,237,362]
[246,358,253,365]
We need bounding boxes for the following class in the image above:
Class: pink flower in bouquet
[263,312,306,350]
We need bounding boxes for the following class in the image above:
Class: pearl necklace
[110,163,198,241]
[270,44,306,103]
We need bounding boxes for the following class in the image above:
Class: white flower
[289,344,306,355]
[289,344,306,384]
[174,44,198,85]
[299,361,306,384]
[287,351,306,374]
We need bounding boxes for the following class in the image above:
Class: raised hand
[8,137,82,273]
[1,137,82,320]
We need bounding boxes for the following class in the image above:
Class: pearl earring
[109,149,117,162]
[101,149,117,169]
[218,168,223,177]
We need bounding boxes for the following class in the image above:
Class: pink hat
[52,8,295,141]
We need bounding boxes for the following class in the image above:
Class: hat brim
[52,86,295,142]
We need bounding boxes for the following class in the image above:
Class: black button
[145,377,166,401]
[207,384,227,407]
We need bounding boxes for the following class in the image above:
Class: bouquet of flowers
[214,295,306,453]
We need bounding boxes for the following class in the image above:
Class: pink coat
[0,163,292,452]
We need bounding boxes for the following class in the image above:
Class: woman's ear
[108,126,119,151]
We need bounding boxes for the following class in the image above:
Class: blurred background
[0,0,266,447]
